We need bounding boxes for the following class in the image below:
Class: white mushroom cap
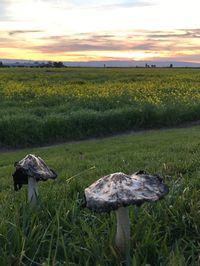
[84,171,169,212]
[15,154,57,180]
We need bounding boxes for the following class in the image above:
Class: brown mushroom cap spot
[84,172,169,213]
[13,154,57,191]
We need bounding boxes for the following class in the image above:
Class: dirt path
[1,120,200,154]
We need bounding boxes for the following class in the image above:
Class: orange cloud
[0,29,199,62]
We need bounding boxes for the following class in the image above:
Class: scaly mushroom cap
[13,154,57,191]
[84,171,169,212]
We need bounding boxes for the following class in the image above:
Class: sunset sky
[0,0,200,62]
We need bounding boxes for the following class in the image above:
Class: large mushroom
[12,154,57,205]
[84,171,168,254]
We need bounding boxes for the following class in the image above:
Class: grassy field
[0,67,200,147]
[1,126,200,265]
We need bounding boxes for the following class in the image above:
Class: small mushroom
[84,171,168,254]
[12,154,57,205]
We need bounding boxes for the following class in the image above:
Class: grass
[0,67,200,147]
[1,126,200,265]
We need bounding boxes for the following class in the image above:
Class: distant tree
[169,63,173,68]
[43,61,53,68]
[0,61,3,67]
[53,61,65,68]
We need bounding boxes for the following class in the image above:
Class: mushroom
[84,171,168,254]
[12,154,57,205]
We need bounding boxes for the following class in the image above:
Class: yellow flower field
[0,67,200,147]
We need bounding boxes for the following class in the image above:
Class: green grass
[1,126,200,265]
[0,67,200,147]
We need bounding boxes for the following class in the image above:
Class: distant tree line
[0,61,66,68]
[145,63,173,68]
[0,61,5,67]
[0,61,175,68]
[44,61,65,68]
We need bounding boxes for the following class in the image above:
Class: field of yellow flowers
[0,67,200,147]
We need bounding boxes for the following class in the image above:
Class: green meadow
[1,126,200,265]
[0,67,200,265]
[0,67,200,147]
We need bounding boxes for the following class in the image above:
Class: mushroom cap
[84,171,169,212]
[12,154,57,191]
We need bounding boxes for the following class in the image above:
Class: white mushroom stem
[115,207,130,253]
[28,177,38,206]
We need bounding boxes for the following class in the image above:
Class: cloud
[173,54,200,62]
[26,28,199,56]
[1,27,199,62]
[132,42,157,50]
[0,36,28,49]
[0,0,11,20]
[45,0,156,11]
[109,0,155,8]
[32,38,153,53]
[0,37,11,44]
[34,39,127,53]
[148,29,200,39]
[8,30,44,36]
[98,1,156,10]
